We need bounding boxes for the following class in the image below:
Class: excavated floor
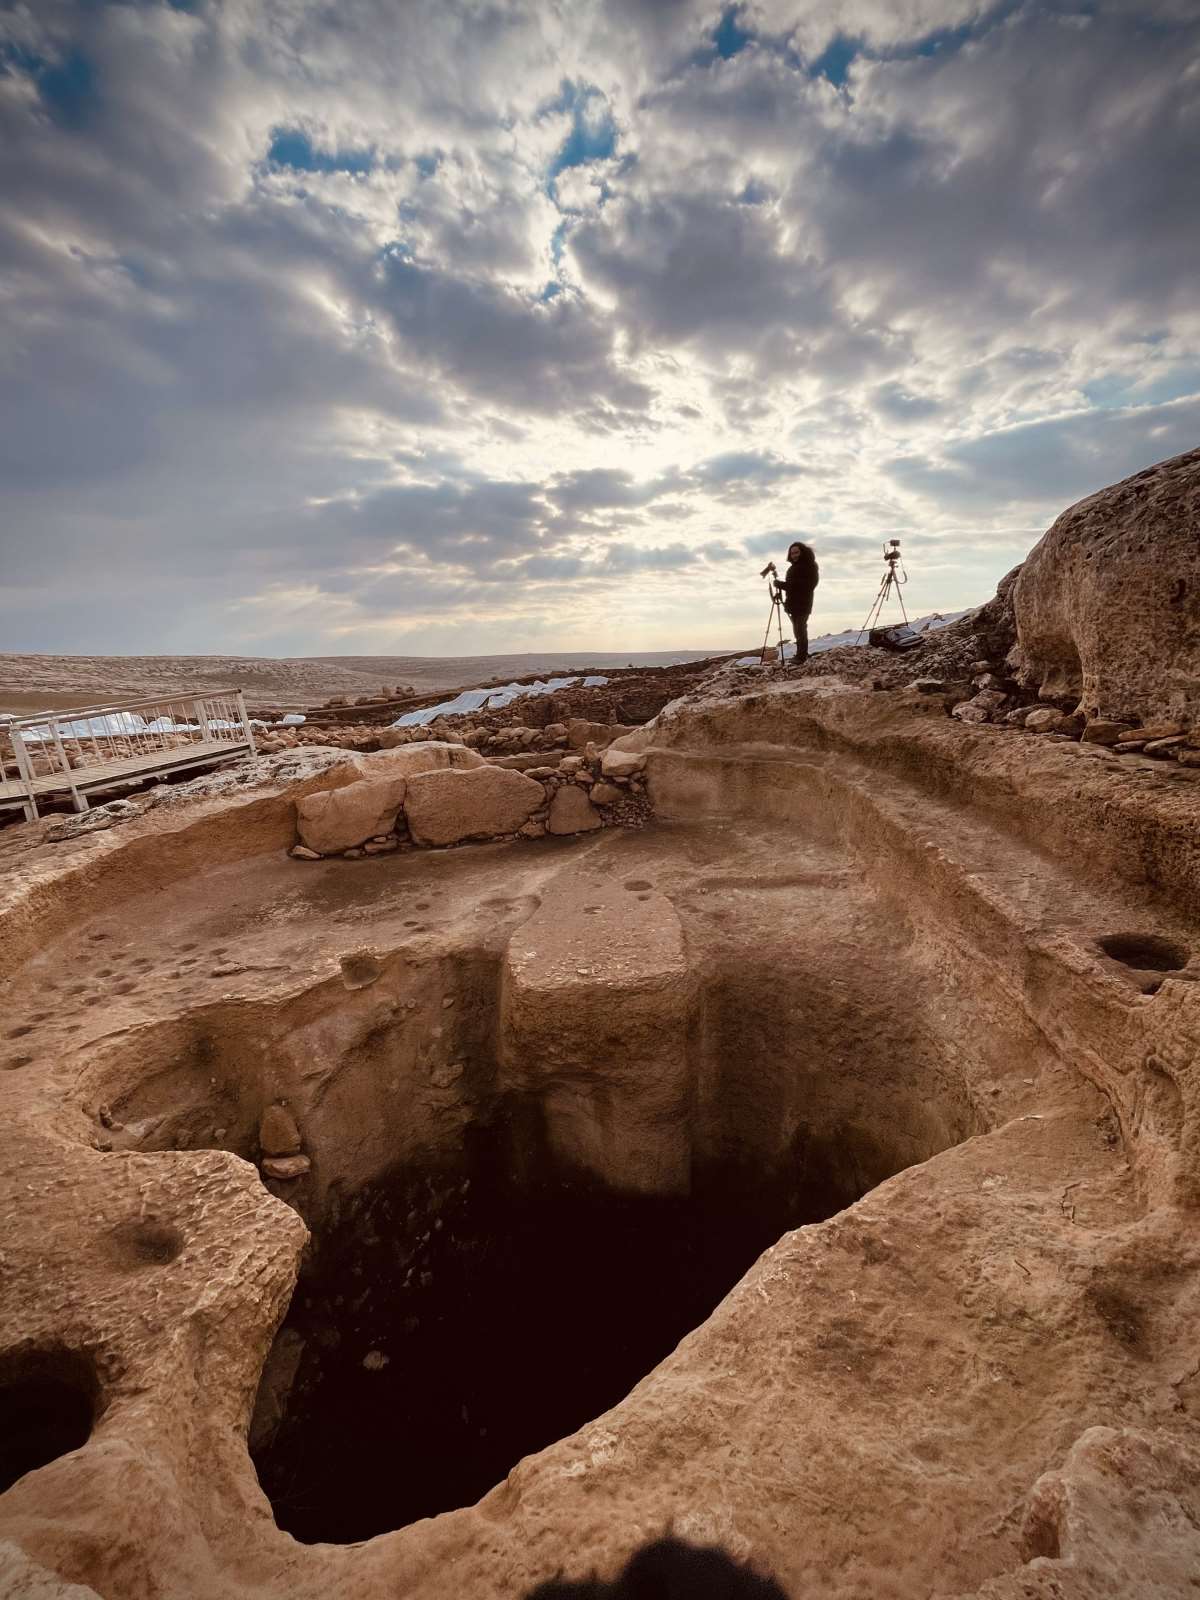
[2,732,1199,1599]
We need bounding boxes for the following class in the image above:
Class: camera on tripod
[859,538,922,650]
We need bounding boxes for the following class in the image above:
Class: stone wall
[289,739,650,860]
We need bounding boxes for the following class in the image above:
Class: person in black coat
[782,541,819,663]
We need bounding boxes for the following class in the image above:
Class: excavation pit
[1096,933,1190,972]
[0,1349,101,1495]
[250,1051,967,1546]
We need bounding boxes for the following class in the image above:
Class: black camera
[759,560,777,579]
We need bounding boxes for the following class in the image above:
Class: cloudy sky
[1,0,1197,657]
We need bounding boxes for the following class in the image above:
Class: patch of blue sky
[713,6,753,60]
[1084,369,1200,409]
[39,51,97,127]
[0,44,43,78]
[545,81,616,184]
[738,178,773,205]
[884,0,1026,65]
[8,48,99,127]
[809,33,860,86]
[267,127,373,176]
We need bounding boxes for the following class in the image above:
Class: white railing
[0,690,256,820]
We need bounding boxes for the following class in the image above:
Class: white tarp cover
[24,711,153,742]
[732,610,968,669]
[24,712,246,741]
[393,675,609,729]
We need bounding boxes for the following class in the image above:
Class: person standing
[782,540,819,663]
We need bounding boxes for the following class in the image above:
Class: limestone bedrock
[501,876,693,1192]
[2,645,1200,1598]
[1013,446,1200,723]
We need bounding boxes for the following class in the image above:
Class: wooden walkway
[0,741,249,815]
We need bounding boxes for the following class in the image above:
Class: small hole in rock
[1096,933,1189,972]
[0,1348,101,1493]
[108,1220,184,1267]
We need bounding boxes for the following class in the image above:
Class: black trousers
[788,607,810,662]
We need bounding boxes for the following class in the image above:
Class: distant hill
[0,648,735,715]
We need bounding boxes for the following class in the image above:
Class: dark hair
[524,1536,790,1599]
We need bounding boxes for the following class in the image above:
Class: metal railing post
[196,696,211,745]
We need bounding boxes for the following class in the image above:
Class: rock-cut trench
[72,824,989,1550]
[250,1100,919,1545]
[231,856,980,1547]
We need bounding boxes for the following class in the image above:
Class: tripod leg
[858,575,890,641]
[761,600,777,665]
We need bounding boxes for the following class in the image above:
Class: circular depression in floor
[249,1087,962,1545]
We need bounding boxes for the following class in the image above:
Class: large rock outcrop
[1012,448,1200,723]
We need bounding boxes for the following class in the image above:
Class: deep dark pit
[1097,932,1189,971]
[0,1348,100,1494]
[250,1102,899,1545]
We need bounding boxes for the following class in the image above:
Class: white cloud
[0,0,1197,654]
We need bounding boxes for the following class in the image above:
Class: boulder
[547,785,603,835]
[296,775,407,853]
[362,740,484,777]
[404,765,544,847]
[262,1154,311,1181]
[589,781,623,806]
[567,719,618,749]
[601,747,647,780]
[1025,707,1070,734]
[259,1105,301,1157]
[1012,448,1200,723]
[1144,736,1187,757]
[1082,720,1136,746]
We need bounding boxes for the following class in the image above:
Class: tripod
[858,544,910,642]
[760,579,790,668]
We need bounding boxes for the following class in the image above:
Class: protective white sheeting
[733,611,968,669]
[23,711,152,742]
[280,713,306,725]
[393,675,609,729]
[24,713,247,741]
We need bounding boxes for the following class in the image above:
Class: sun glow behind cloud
[0,0,1197,655]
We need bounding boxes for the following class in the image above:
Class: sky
[1,0,1198,658]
